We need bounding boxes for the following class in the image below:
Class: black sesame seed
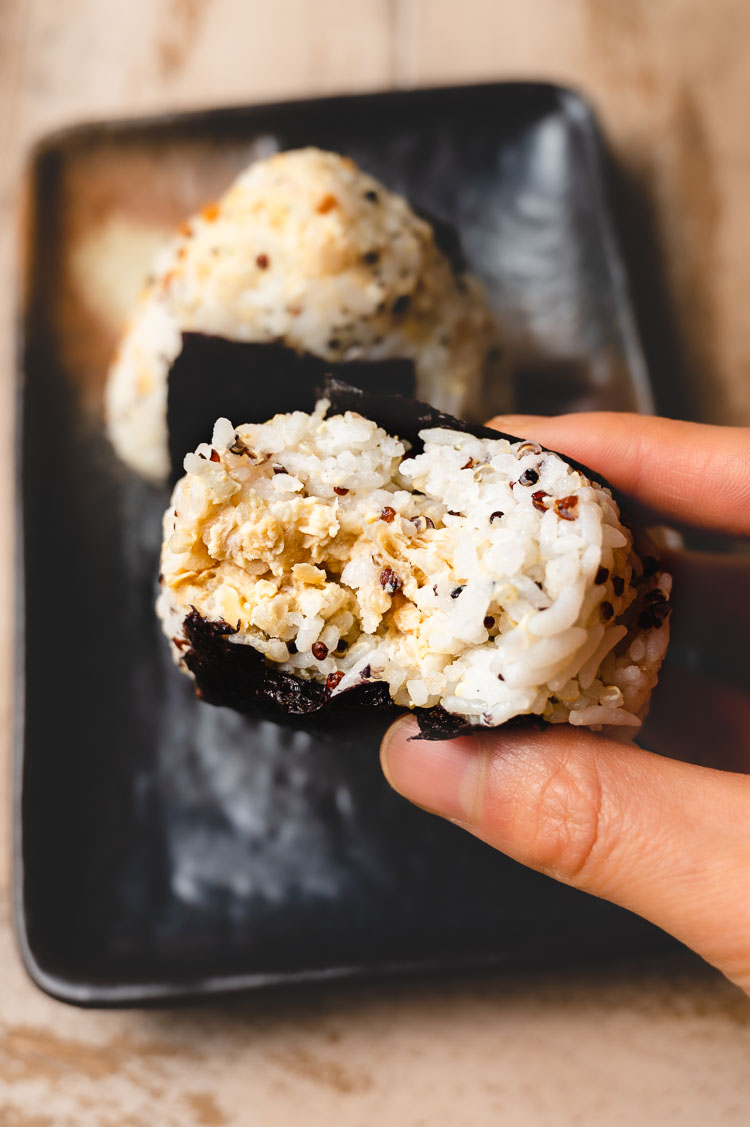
[450,586,465,599]
[364,190,379,203]
[483,616,495,629]
[595,567,609,585]
[287,640,297,654]
[518,468,539,486]
[613,576,625,596]
[489,511,504,523]
[335,638,349,652]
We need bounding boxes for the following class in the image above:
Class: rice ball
[157,388,671,736]
[105,148,504,482]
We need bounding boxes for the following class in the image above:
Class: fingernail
[486,413,545,433]
[380,715,483,823]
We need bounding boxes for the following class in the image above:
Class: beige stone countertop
[2,2,750,1124]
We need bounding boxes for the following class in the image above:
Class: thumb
[380,715,750,993]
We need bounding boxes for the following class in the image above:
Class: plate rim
[15,79,656,1006]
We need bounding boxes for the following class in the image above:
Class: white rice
[157,403,671,731]
[106,148,503,482]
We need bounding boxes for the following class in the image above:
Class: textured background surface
[3,1,750,1123]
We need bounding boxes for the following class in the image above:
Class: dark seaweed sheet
[324,378,619,495]
[168,334,416,481]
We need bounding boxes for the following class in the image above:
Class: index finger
[486,412,750,536]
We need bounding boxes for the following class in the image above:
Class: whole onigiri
[106,148,504,482]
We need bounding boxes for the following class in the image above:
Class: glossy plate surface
[19,83,668,1005]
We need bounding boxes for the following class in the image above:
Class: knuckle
[527,751,610,884]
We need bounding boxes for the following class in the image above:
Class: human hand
[380,413,750,994]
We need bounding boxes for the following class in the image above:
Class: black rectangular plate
[18,83,669,1006]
